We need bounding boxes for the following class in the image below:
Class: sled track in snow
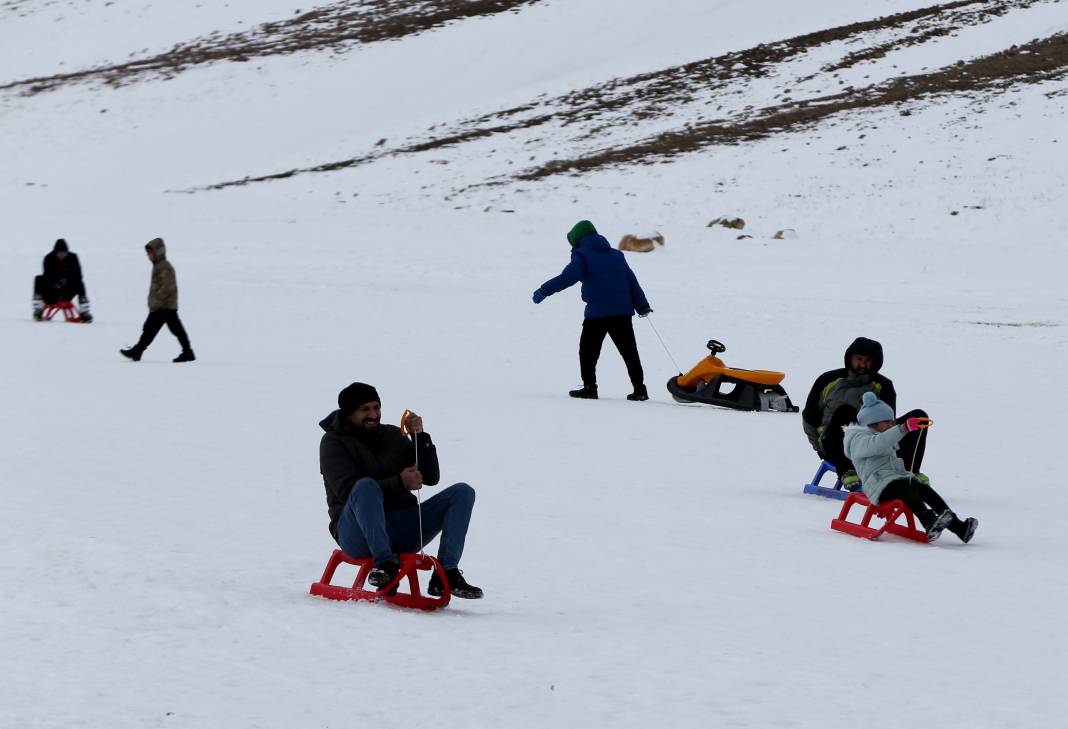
[195,0,1068,193]
[0,0,542,95]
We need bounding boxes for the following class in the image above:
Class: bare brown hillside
[0,0,542,94]
[196,0,1068,192]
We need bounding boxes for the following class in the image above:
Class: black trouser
[134,309,192,352]
[579,315,644,388]
[821,407,929,475]
[34,275,85,304]
[880,477,966,535]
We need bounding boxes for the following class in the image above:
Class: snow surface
[2,2,1067,728]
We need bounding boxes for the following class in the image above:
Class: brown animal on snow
[618,233,665,252]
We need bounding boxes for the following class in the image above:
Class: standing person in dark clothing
[33,238,92,322]
[120,238,195,363]
[319,382,483,599]
[802,337,928,490]
[532,220,652,401]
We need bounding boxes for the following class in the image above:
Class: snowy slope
[2,2,1067,728]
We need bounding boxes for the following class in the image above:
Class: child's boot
[919,509,953,542]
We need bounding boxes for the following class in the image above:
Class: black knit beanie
[53,238,69,253]
[338,382,380,417]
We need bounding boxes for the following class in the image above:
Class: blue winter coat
[538,233,651,319]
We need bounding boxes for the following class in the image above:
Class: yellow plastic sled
[666,339,798,412]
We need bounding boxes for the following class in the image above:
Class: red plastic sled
[309,550,450,610]
[41,300,82,322]
[830,492,927,542]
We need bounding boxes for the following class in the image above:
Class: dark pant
[579,315,644,387]
[821,407,928,474]
[134,309,192,352]
[336,478,476,570]
[880,476,966,536]
[34,275,85,304]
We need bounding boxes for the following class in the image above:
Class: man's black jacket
[41,251,84,291]
[319,409,439,539]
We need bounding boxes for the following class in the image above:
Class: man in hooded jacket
[532,220,652,401]
[801,337,929,489]
[319,382,482,599]
[120,237,195,363]
[33,238,92,322]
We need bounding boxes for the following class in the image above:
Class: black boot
[919,509,953,542]
[950,516,979,544]
[367,560,400,592]
[627,384,649,401]
[173,350,196,363]
[428,568,483,599]
[569,384,598,399]
[120,347,142,362]
[78,295,93,323]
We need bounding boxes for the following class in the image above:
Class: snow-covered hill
[2,2,1066,728]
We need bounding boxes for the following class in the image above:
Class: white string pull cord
[412,424,425,557]
[644,315,683,375]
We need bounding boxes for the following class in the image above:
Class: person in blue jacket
[532,220,651,401]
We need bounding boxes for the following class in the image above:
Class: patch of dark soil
[966,320,1059,327]
[512,32,1068,182]
[807,0,1032,77]
[199,0,1067,192]
[0,0,542,95]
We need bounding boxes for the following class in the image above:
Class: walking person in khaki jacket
[120,238,195,362]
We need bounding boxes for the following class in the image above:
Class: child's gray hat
[857,391,895,425]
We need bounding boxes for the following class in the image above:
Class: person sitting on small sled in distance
[33,238,93,322]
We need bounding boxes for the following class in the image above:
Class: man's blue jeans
[336,478,476,570]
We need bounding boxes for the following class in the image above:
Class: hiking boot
[952,516,979,544]
[428,568,483,599]
[120,347,142,362]
[841,470,861,492]
[627,385,649,401]
[79,312,93,323]
[568,384,598,399]
[173,350,196,363]
[919,509,954,542]
[33,309,43,321]
[367,560,400,591]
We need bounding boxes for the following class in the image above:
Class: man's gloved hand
[532,289,546,304]
[637,307,652,317]
[901,417,933,433]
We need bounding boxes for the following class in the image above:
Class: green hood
[566,220,597,247]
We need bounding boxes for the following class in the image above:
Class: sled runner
[802,460,848,500]
[41,300,82,322]
[830,492,927,542]
[666,339,799,412]
[310,549,451,610]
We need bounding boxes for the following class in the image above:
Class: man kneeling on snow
[318,382,482,599]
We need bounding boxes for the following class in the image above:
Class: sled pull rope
[909,423,926,476]
[401,409,425,556]
[645,315,683,375]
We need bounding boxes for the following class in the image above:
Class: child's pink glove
[901,417,933,433]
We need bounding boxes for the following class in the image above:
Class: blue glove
[637,307,652,317]
[532,289,546,304]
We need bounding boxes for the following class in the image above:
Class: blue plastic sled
[802,460,848,500]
